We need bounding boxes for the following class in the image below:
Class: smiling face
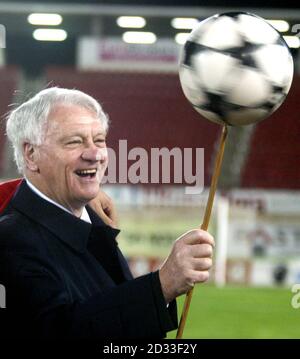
[24,103,108,216]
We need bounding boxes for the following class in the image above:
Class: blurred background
[0,0,300,338]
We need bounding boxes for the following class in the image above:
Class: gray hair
[6,87,109,173]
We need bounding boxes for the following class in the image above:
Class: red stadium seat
[241,77,300,189]
[0,178,22,213]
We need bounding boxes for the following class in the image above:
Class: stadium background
[0,0,299,338]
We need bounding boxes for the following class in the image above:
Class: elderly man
[0,88,214,339]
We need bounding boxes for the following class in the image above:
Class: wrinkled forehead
[45,103,105,136]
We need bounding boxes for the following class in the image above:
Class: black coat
[0,181,177,340]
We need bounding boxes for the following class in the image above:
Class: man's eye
[95,139,106,144]
[67,140,82,145]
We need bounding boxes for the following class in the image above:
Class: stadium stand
[241,76,300,189]
[0,67,20,175]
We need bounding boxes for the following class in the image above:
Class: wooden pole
[176,124,228,339]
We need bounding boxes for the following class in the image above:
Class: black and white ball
[179,12,294,126]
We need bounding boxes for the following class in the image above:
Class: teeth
[77,169,97,175]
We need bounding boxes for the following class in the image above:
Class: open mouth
[75,168,97,179]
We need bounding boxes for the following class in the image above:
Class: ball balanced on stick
[177,11,294,338]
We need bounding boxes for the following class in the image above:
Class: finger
[101,212,114,226]
[186,281,195,289]
[91,202,111,224]
[103,205,111,216]
[188,243,213,258]
[104,205,117,224]
[99,194,115,218]
[181,229,215,247]
[191,257,213,271]
[98,206,109,221]
[189,270,210,284]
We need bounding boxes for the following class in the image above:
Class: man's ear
[23,143,39,172]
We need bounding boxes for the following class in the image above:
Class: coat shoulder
[0,210,42,253]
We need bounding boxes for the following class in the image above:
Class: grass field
[167,285,300,339]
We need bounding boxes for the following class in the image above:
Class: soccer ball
[179,12,294,126]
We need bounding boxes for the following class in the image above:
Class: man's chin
[75,188,99,203]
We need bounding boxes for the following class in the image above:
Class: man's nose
[81,146,107,163]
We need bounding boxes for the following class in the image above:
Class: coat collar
[10,180,120,253]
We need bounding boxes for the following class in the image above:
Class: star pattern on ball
[194,91,244,123]
[224,41,264,70]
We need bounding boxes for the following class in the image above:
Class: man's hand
[159,229,214,303]
[89,189,118,228]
